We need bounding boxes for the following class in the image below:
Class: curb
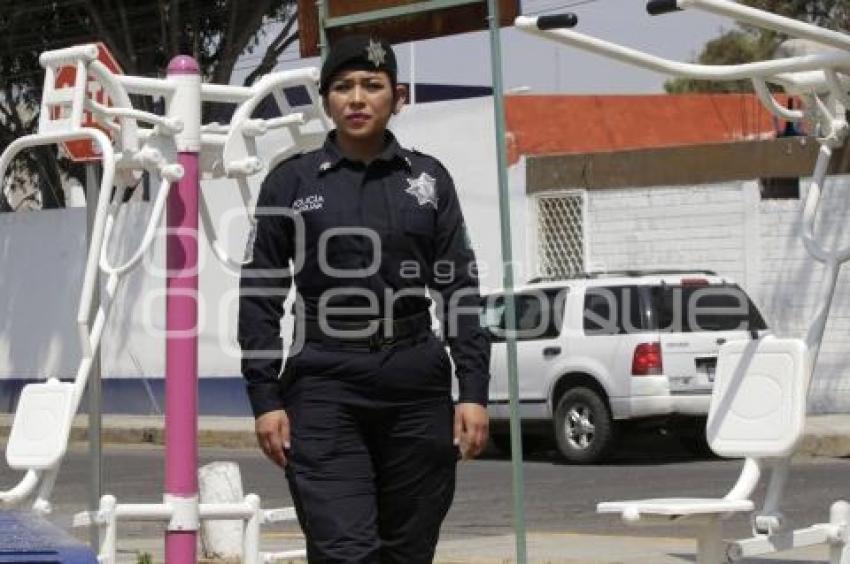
[2,414,850,457]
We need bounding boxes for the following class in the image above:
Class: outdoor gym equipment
[517,2,850,563]
[0,43,330,563]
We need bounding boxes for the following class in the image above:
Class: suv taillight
[632,342,662,376]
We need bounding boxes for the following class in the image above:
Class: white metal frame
[517,2,850,562]
[0,43,330,561]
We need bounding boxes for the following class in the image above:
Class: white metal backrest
[708,336,809,459]
[6,381,76,470]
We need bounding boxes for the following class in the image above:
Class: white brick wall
[586,183,748,285]
[582,176,850,412]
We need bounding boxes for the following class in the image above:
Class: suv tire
[553,387,614,464]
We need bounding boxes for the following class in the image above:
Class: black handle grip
[536,13,579,30]
[647,0,682,15]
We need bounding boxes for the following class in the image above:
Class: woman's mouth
[346,113,370,125]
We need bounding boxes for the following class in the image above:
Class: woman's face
[323,69,404,144]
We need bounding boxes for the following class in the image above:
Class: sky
[232,0,738,94]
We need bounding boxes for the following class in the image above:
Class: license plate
[695,357,717,382]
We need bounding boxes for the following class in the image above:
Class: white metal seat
[597,336,810,563]
[598,498,754,519]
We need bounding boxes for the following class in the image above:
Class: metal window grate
[536,192,585,278]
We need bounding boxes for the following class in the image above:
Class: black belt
[302,311,432,351]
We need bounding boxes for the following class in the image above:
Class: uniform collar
[317,131,412,174]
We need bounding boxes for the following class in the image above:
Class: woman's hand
[454,403,489,460]
[255,409,291,468]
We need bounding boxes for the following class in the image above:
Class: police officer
[238,35,490,563]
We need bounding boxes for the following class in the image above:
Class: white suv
[480,270,768,464]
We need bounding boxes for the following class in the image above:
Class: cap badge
[405,172,438,209]
[365,38,387,68]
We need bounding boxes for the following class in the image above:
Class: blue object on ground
[0,511,97,563]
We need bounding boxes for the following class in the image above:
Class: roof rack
[527,269,717,284]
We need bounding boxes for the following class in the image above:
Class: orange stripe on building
[504,94,793,164]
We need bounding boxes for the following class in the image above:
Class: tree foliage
[664,0,850,93]
[0,0,299,211]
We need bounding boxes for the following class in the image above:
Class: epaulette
[265,151,304,176]
[279,152,304,164]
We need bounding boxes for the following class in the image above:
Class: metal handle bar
[751,79,805,122]
[671,0,850,53]
[85,98,183,136]
[801,144,850,263]
[0,470,41,507]
[515,16,850,84]
[202,67,325,271]
[536,13,578,30]
[647,0,681,16]
[98,176,173,277]
[222,67,323,177]
[0,128,115,358]
[38,44,98,67]
[199,176,256,276]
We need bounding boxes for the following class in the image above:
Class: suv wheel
[553,387,614,464]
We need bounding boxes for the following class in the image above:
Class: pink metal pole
[165,55,201,564]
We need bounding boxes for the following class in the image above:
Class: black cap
[319,35,397,94]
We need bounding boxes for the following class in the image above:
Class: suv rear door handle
[543,346,561,358]
[716,338,726,345]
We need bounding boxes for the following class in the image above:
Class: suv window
[583,285,649,335]
[648,284,767,333]
[481,288,568,342]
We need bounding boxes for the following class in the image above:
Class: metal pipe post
[486,1,528,562]
[164,54,201,564]
[85,163,102,548]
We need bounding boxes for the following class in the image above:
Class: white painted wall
[2,95,849,412]
[391,96,530,293]
[0,97,524,385]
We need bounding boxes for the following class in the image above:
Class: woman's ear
[392,84,408,115]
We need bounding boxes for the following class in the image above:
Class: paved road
[3,433,848,548]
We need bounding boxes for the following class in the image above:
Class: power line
[522,0,603,16]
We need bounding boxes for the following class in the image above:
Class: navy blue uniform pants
[283,333,457,563]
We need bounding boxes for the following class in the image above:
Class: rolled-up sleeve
[430,164,491,406]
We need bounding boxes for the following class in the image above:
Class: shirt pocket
[404,207,436,239]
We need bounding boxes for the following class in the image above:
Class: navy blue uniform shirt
[238,131,491,417]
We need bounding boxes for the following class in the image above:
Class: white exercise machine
[0,43,330,562]
[517,2,850,562]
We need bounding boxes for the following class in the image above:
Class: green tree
[0,0,299,211]
[664,0,850,93]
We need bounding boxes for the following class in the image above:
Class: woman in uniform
[238,35,490,563]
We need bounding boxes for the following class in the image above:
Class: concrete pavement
[115,529,836,563]
[2,413,850,562]
[2,413,850,457]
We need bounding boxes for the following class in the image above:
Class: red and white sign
[54,42,123,162]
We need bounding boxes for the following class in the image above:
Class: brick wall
[580,177,850,412]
